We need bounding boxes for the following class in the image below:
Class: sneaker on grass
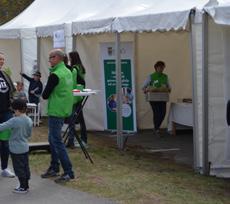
[1,168,15,178]
[54,174,74,183]
[41,169,59,178]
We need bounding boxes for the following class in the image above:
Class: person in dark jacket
[0,52,16,178]
[20,71,43,105]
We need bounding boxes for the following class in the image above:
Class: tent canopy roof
[0,0,227,38]
[205,1,230,25]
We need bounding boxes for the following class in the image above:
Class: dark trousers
[11,152,30,189]
[67,101,87,145]
[149,101,166,131]
[0,140,9,170]
[0,111,13,170]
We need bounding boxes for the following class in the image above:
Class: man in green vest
[41,49,74,183]
[142,61,171,136]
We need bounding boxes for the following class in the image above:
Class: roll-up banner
[100,42,136,132]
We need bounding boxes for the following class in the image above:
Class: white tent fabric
[201,1,230,177]
[190,20,204,171]
[0,0,210,37]
[205,19,230,177]
[2,0,230,177]
[72,0,210,34]
[0,0,80,38]
[205,2,230,25]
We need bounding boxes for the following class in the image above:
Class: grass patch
[30,123,230,204]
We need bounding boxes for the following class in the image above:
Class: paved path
[0,173,116,204]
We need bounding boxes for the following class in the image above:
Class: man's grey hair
[50,49,65,59]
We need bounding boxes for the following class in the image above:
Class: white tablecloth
[167,102,193,132]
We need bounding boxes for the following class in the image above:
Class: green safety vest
[73,64,85,83]
[47,62,73,117]
[150,72,168,88]
[0,129,11,141]
[72,67,83,104]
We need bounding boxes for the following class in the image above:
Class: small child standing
[0,99,33,194]
[13,81,28,102]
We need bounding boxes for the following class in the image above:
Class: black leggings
[0,140,9,170]
[149,101,166,131]
[0,111,13,170]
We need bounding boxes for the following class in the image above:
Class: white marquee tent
[1,0,230,177]
[201,1,230,177]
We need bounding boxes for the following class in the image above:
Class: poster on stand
[100,42,136,132]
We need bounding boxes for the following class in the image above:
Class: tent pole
[115,32,123,150]
[72,34,76,51]
[19,32,24,74]
[202,12,210,176]
[189,10,199,170]
[19,39,23,82]
[37,37,41,71]
[64,23,73,54]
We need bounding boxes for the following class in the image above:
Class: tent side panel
[208,19,230,177]
[136,32,192,129]
[21,35,37,99]
[0,39,21,82]
[75,33,135,130]
[74,31,192,130]
[191,21,204,170]
[39,37,53,116]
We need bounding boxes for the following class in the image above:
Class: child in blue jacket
[0,99,33,194]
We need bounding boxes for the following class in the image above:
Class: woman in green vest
[66,51,87,148]
[142,61,171,136]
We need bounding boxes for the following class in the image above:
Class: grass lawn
[29,121,230,204]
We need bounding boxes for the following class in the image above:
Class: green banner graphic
[104,59,134,131]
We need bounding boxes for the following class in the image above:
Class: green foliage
[0,0,34,25]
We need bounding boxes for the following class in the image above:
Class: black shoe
[155,130,162,137]
[54,174,74,183]
[13,187,29,194]
[41,169,59,178]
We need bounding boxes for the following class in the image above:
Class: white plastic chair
[36,102,41,126]
[26,103,37,126]
[26,103,40,126]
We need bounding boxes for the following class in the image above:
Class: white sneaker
[1,169,15,178]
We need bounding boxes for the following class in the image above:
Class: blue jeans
[48,116,74,177]
[0,111,13,170]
